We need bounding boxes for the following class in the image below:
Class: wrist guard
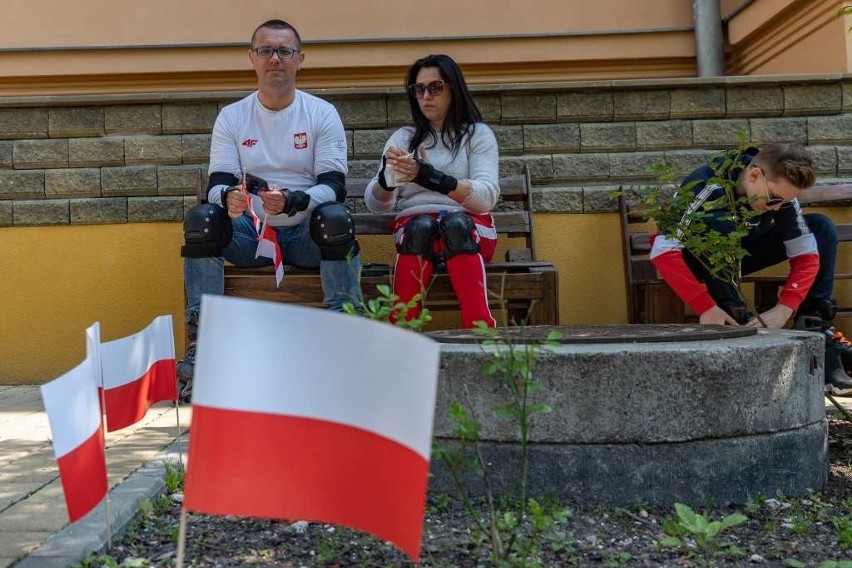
[281,189,311,216]
[377,156,397,191]
[413,158,457,195]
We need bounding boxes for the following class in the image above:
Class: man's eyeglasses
[408,80,445,99]
[252,46,300,60]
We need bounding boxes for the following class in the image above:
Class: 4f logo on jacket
[294,132,308,150]
[242,139,258,148]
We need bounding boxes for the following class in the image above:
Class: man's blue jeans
[184,212,362,326]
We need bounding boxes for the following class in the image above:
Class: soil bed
[96,415,852,567]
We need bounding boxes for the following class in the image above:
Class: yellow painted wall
[1,207,847,384]
[0,224,186,384]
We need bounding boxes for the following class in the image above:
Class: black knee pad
[440,212,480,258]
[400,215,440,259]
[310,202,359,261]
[181,203,232,258]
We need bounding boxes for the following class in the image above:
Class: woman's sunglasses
[408,80,445,99]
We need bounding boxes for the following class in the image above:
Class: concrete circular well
[427,324,827,506]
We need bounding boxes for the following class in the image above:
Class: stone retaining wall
[1,75,852,227]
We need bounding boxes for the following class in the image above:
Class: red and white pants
[390,212,497,328]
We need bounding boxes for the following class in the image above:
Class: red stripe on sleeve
[779,252,819,312]
[651,250,716,316]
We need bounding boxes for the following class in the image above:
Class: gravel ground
[86,414,852,568]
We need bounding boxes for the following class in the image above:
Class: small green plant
[662,503,747,550]
[343,284,432,331]
[432,326,567,566]
[163,459,185,493]
[74,552,119,568]
[833,516,852,549]
[819,560,852,568]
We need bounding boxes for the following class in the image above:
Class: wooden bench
[204,167,559,326]
[619,185,852,324]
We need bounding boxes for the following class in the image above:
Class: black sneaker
[825,326,852,375]
[825,335,852,397]
[176,343,196,403]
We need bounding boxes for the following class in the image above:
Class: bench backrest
[198,166,539,262]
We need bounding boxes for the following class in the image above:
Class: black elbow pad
[317,171,346,202]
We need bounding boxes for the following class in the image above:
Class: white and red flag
[40,355,107,523]
[91,316,177,432]
[183,296,440,562]
[241,176,284,287]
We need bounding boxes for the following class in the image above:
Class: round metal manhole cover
[426,324,758,344]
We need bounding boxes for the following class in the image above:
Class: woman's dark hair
[405,54,482,157]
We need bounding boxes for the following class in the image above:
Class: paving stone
[636,120,693,150]
[531,186,583,213]
[0,532,51,559]
[557,92,614,122]
[124,136,182,165]
[0,484,66,533]
[162,103,218,134]
[128,196,185,222]
[610,151,666,179]
[498,155,553,181]
[68,137,125,167]
[0,203,10,226]
[670,88,725,119]
[104,105,162,134]
[331,97,387,128]
[48,107,104,138]
[0,171,45,200]
[807,145,838,174]
[12,140,68,169]
[692,119,750,148]
[492,125,523,155]
[44,168,101,198]
[158,165,204,196]
[473,94,501,123]
[501,94,556,124]
[70,198,127,224]
[614,90,670,121]
[552,153,610,181]
[522,124,580,153]
[580,122,637,152]
[0,142,11,169]
[13,200,69,225]
[101,166,158,196]
[353,129,395,159]
[749,117,807,144]
[783,84,841,115]
[808,115,852,145]
[345,130,354,158]
[0,109,48,139]
[583,185,621,213]
[665,149,719,176]
[727,87,783,117]
[181,134,211,163]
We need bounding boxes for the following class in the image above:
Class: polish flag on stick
[41,355,108,523]
[94,316,178,432]
[182,296,440,562]
[241,170,284,287]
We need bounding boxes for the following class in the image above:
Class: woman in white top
[365,54,500,328]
